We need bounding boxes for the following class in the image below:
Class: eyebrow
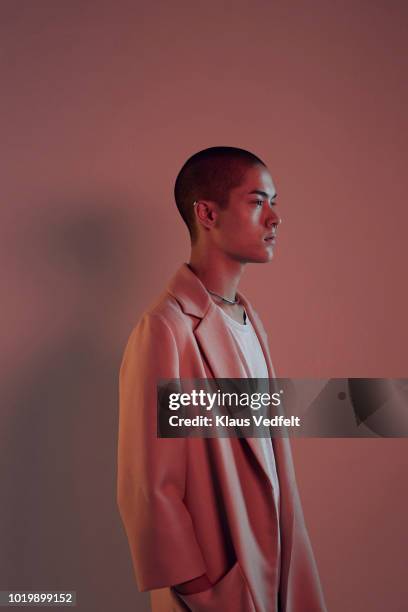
[248,190,278,200]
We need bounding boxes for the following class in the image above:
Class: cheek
[231,211,257,230]
[219,216,245,236]
[217,209,259,243]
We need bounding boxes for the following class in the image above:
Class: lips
[264,234,276,242]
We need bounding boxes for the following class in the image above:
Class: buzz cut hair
[174,146,267,243]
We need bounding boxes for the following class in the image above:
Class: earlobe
[206,209,219,229]
[196,201,217,229]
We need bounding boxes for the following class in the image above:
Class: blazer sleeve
[117,312,207,591]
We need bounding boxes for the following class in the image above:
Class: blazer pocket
[174,561,255,612]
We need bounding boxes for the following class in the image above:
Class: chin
[243,252,274,264]
[257,248,274,263]
[259,254,274,264]
[231,248,274,264]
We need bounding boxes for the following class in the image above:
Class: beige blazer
[117,263,327,612]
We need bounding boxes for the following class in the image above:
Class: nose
[266,208,281,229]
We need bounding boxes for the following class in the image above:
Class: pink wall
[1,1,407,610]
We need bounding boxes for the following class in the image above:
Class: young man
[117,147,327,611]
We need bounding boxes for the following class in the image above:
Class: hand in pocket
[174,561,255,612]
[175,574,213,596]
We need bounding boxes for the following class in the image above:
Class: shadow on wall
[0,193,155,612]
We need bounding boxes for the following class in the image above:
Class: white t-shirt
[216,305,281,513]
[217,306,269,378]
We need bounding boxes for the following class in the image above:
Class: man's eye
[253,200,263,207]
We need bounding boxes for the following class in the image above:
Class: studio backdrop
[1,2,407,611]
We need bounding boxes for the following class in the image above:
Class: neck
[188,245,246,302]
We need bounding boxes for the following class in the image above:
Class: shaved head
[174,146,267,243]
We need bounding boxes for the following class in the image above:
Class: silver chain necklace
[207,289,239,305]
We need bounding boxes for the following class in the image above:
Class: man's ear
[194,200,218,230]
